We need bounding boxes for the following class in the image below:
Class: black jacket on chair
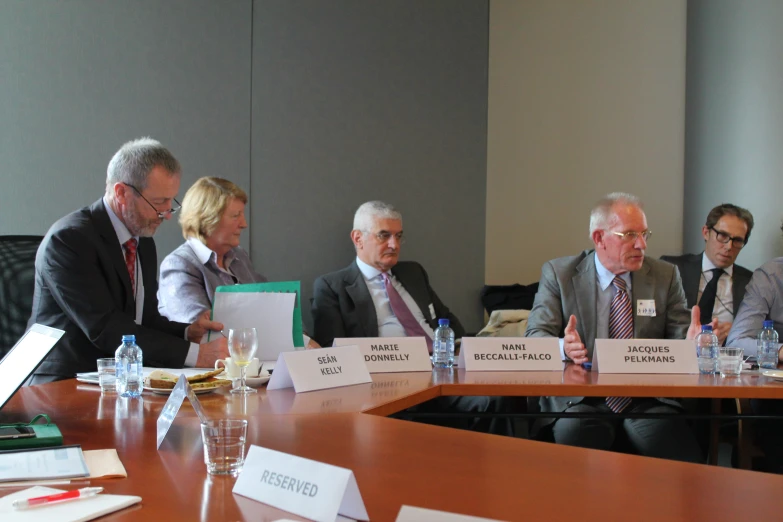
[28,199,190,381]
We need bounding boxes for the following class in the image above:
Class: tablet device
[0,324,64,410]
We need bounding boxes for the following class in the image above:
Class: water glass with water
[201,419,248,476]
[96,358,116,393]
[718,347,743,378]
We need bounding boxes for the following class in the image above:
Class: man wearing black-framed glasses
[662,203,754,345]
[28,138,229,383]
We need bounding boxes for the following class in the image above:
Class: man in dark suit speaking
[28,138,228,383]
[661,203,754,345]
[525,192,703,462]
[312,200,463,348]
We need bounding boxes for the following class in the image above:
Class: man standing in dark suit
[28,138,228,383]
[661,203,754,345]
[312,201,463,348]
[525,192,703,462]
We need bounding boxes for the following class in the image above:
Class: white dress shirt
[699,253,734,324]
[104,197,199,366]
[356,257,434,340]
[560,253,632,360]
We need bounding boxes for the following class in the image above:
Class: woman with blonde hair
[158,177,265,323]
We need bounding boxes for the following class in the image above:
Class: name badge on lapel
[636,299,656,317]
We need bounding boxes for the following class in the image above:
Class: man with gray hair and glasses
[525,192,704,462]
[312,200,463,347]
[28,138,229,383]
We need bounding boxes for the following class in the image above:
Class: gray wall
[0,0,252,255]
[684,0,783,269]
[0,0,489,333]
[251,1,488,333]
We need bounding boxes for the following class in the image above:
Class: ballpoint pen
[12,487,104,510]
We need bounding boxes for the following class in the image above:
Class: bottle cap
[122,334,136,343]
[438,318,449,327]
[700,325,713,332]
[763,320,774,328]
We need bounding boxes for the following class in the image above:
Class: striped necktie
[606,276,633,413]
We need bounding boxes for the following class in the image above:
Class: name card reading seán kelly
[267,345,372,393]
[333,337,432,373]
[593,339,698,374]
[457,338,562,371]
[233,445,369,522]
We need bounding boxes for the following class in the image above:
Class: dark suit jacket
[311,260,464,347]
[28,199,190,381]
[525,250,690,414]
[660,252,752,317]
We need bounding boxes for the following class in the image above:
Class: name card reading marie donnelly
[267,345,372,393]
[593,339,698,374]
[333,337,432,373]
[233,445,369,522]
[457,337,562,371]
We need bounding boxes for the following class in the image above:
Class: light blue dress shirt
[355,257,434,340]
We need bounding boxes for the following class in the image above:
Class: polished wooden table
[2,368,783,521]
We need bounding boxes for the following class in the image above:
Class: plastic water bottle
[432,319,455,369]
[695,324,719,374]
[115,335,143,398]
[757,320,779,370]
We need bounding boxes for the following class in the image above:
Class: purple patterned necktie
[381,272,433,351]
[606,276,633,413]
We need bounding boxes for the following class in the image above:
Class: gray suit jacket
[158,241,266,323]
[525,250,690,414]
[311,260,464,347]
[660,252,752,317]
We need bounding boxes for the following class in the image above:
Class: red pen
[12,487,104,510]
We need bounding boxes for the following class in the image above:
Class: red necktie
[606,276,633,413]
[381,272,433,351]
[124,238,138,295]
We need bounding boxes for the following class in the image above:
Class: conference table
[2,367,783,521]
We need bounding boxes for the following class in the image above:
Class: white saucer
[245,374,271,388]
[761,369,783,381]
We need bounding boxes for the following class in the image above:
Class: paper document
[83,449,127,479]
[212,291,296,361]
[0,446,89,483]
[0,486,141,522]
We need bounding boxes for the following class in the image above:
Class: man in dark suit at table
[525,192,704,462]
[28,138,229,384]
[312,200,463,348]
[661,203,754,345]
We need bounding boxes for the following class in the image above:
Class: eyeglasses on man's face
[369,231,405,244]
[124,183,181,219]
[710,226,746,248]
[609,230,652,242]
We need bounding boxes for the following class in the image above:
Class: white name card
[233,445,369,522]
[457,337,562,371]
[396,506,503,522]
[267,345,372,393]
[593,339,698,374]
[333,337,432,373]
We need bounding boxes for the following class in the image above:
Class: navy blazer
[28,199,190,381]
[311,260,464,347]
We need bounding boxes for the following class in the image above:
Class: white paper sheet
[212,292,296,361]
[0,486,141,522]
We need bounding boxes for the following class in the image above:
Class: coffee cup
[215,357,261,379]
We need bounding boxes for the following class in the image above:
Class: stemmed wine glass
[228,328,258,395]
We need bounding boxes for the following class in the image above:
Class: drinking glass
[228,328,258,394]
[96,358,117,393]
[201,419,248,476]
[718,347,743,378]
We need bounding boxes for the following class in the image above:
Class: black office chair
[0,235,43,359]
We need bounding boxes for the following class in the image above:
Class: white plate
[761,369,783,381]
[143,383,230,395]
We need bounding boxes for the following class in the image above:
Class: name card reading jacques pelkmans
[593,339,698,374]
[333,337,432,373]
[267,345,372,393]
[458,337,562,371]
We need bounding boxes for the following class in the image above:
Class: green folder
[212,281,305,347]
